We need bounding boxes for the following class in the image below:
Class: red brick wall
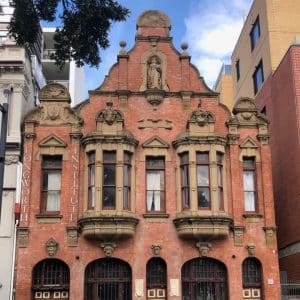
[15,13,281,300]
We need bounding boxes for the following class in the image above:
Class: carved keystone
[101,242,116,257]
[196,242,212,257]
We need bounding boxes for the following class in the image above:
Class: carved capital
[5,154,19,165]
[227,134,240,144]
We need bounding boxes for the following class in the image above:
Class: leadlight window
[180,152,190,209]
[88,152,95,209]
[197,152,210,209]
[123,152,132,210]
[41,156,62,213]
[103,151,116,209]
[253,60,264,94]
[146,157,165,212]
[243,157,256,212]
[217,152,224,210]
[243,258,262,288]
[250,16,260,50]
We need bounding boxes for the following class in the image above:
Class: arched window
[242,257,262,299]
[32,259,70,299]
[85,258,132,300]
[146,257,167,299]
[182,258,228,300]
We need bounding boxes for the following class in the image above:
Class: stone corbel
[151,244,162,256]
[196,242,212,257]
[46,238,58,256]
[101,242,116,257]
[180,91,192,111]
[246,244,255,256]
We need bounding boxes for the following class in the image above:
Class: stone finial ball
[181,42,188,50]
[119,40,127,48]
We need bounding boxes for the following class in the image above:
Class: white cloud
[184,0,252,88]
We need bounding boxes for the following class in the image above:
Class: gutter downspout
[9,161,22,300]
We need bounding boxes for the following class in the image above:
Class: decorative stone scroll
[189,107,215,127]
[96,101,123,125]
[137,10,171,29]
[263,227,277,246]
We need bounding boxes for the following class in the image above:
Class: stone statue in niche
[147,56,162,89]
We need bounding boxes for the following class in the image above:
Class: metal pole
[0,99,9,217]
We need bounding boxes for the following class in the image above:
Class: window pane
[123,187,130,210]
[47,172,61,189]
[103,187,115,208]
[147,191,161,211]
[103,151,116,162]
[147,172,161,190]
[245,192,255,211]
[196,153,209,163]
[146,157,164,169]
[88,187,95,209]
[182,188,190,209]
[181,165,189,186]
[197,166,209,186]
[124,165,130,186]
[46,191,60,211]
[243,171,254,190]
[103,165,116,185]
[198,187,210,208]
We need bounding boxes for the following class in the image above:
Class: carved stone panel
[18,227,29,248]
[66,227,78,247]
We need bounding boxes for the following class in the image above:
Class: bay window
[243,157,256,212]
[146,157,165,212]
[41,155,62,213]
[197,152,210,209]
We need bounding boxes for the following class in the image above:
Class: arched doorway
[242,257,262,299]
[146,257,167,299]
[85,258,132,300]
[32,258,70,300]
[182,257,228,300]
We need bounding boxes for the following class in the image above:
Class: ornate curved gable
[24,83,83,127]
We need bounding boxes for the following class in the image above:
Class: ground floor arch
[32,258,70,300]
[84,257,132,300]
[182,257,228,300]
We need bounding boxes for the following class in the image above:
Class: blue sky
[44,0,253,99]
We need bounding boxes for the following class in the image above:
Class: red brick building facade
[15,11,280,300]
[255,44,300,282]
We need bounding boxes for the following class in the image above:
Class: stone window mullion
[209,149,218,213]
[189,150,198,211]
[95,148,102,211]
[116,148,123,211]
